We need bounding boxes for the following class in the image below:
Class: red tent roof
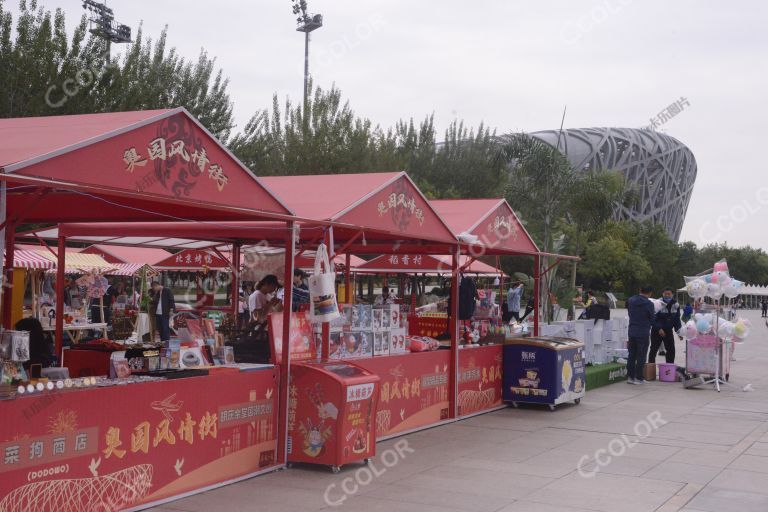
[80,244,170,265]
[430,199,540,255]
[0,109,292,222]
[263,172,401,220]
[262,172,457,244]
[0,110,169,168]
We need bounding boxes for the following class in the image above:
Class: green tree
[562,169,636,291]
[580,237,651,292]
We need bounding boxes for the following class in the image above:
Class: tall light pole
[291,0,323,111]
[82,0,132,60]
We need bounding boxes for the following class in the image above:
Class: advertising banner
[355,351,450,439]
[0,368,279,511]
[457,345,503,417]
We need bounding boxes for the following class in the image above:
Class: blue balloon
[696,319,711,333]
[704,274,712,283]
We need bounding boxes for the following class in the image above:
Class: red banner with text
[354,351,450,439]
[0,368,279,511]
[457,345,503,417]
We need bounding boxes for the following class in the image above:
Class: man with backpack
[649,287,682,364]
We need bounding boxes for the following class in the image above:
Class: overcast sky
[11,1,768,251]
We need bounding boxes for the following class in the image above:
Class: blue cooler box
[503,337,586,410]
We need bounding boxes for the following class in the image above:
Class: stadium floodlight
[291,0,323,109]
[82,0,132,58]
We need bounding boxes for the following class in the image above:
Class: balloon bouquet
[680,259,752,343]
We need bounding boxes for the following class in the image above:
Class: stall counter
[457,344,504,417]
[0,367,280,511]
[353,350,450,439]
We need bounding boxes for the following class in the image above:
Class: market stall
[3,249,55,326]
[0,108,296,510]
[261,172,463,438]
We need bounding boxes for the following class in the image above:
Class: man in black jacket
[649,287,682,364]
[150,281,175,342]
[626,285,655,385]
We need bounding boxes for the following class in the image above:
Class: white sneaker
[627,378,637,385]
[635,379,645,385]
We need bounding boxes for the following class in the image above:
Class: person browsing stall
[291,269,310,312]
[507,282,523,322]
[375,286,396,306]
[626,285,655,385]
[249,275,283,324]
[150,281,175,342]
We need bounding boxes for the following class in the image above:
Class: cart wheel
[574,398,581,405]
[331,465,341,474]
[548,404,556,411]
[286,462,293,469]
[511,402,519,408]
[364,458,371,465]
[726,374,730,382]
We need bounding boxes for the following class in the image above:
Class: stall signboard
[354,351,450,439]
[0,369,279,511]
[457,345,503,417]
[470,201,538,254]
[155,249,230,270]
[335,174,455,242]
[270,311,317,363]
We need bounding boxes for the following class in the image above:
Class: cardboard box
[643,363,657,381]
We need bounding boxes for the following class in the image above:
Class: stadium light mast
[82,0,132,59]
[291,0,323,111]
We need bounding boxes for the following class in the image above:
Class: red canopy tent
[0,109,299,488]
[430,198,540,256]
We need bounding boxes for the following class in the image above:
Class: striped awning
[38,252,116,274]
[7,250,55,269]
[107,263,158,277]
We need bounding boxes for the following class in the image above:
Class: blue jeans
[155,314,171,342]
[627,336,649,381]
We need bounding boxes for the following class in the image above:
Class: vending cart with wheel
[503,337,585,411]
[288,361,380,473]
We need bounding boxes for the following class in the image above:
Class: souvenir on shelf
[373,331,388,356]
[351,304,372,330]
[390,328,407,354]
[179,346,208,368]
[381,307,391,329]
[372,308,383,331]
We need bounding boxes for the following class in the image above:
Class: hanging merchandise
[77,270,109,299]
[308,243,340,323]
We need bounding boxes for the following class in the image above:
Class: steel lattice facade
[531,128,697,241]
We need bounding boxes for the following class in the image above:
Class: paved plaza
[151,309,768,512]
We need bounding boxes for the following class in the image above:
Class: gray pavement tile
[525,472,684,512]
[363,483,513,512]
[728,454,768,473]
[687,487,768,512]
[642,460,723,485]
[580,454,662,477]
[496,500,602,512]
[706,468,768,495]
